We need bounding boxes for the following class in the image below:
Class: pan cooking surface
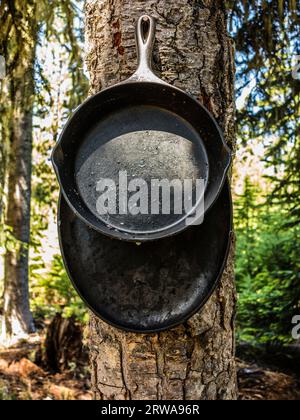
[58,182,232,332]
[75,106,208,232]
[75,106,209,234]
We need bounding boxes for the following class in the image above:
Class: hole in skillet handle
[141,16,151,43]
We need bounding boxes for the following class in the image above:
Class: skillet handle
[129,15,164,83]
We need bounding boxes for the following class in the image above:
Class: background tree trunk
[86,0,237,400]
[0,2,11,235]
[1,2,37,345]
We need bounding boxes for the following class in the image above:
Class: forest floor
[0,336,299,400]
[237,359,300,400]
[0,336,92,400]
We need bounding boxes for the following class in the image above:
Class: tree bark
[0,2,11,231]
[86,0,237,400]
[1,1,37,345]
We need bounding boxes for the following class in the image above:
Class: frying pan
[58,181,233,333]
[52,15,232,242]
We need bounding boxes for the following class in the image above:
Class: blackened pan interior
[75,105,208,234]
[58,181,232,333]
[54,82,230,242]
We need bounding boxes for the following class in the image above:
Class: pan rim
[53,79,232,162]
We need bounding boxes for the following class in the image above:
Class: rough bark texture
[86,0,237,400]
[1,1,37,345]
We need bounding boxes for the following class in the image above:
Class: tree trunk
[86,0,237,400]
[0,3,10,232]
[1,2,37,346]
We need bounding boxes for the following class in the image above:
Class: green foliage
[26,1,88,326]
[235,178,300,344]
[229,0,300,225]
[229,2,300,346]
[30,254,88,323]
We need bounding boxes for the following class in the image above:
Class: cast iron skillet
[53,15,232,242]
[58,181,233,333]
